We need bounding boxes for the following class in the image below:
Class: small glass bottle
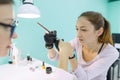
[11,43,19,64]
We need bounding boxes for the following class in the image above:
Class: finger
[58,40,64,48]
[66,43,73,50]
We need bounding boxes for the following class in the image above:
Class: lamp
[17,0,40,18]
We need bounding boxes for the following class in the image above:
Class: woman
[0,0,17,57]
[44,11,119,80]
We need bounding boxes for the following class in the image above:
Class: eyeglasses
[10,21,17,38]
[0,20,17,38]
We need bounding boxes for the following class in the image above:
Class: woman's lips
[7,45,11,48]
[79,38,83,41]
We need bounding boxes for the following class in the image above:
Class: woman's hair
[78,11,113,45]
[0,0,14,4]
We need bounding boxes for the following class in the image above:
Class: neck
[83,42,102,53]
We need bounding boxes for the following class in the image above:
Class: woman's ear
[97,27,104,37]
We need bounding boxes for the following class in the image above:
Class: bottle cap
[46,67,52,74]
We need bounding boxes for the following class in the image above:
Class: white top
[48,38,119,80]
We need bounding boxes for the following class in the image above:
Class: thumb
[58,39,64,49]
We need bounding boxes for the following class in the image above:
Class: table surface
[0,58,77,80]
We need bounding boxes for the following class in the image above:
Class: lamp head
[17,0,40,18]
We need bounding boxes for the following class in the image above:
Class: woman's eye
[76,28,78,31]
[81,29,87,31]
[4,27,11,32]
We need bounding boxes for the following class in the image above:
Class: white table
[0,59,77,80]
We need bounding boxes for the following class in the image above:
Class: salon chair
[107,33,120,80]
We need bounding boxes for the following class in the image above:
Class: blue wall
[107,1,120,33]
[14,0,108,66]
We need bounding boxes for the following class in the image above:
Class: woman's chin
[0,50,8,57]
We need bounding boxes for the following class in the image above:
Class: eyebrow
[76,26,87,28]
[0,18,14,22]
[0,19,14,26]
[7,18,14,21]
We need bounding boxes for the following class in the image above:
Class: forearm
[70,57,87,80]
[58,52,69,71]
[69,58,78,71]
[48,48,57,58]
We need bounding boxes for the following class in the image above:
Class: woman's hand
[58,40,73,58]
[58,40,73,71]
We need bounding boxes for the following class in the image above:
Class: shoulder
[100,43,119,58]
[105,44,119,53]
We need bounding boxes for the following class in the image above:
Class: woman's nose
[77,30,82,38]
[77,30,80,36]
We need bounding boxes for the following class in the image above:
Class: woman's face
[0,4,17,57]
[76,17,100,45]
